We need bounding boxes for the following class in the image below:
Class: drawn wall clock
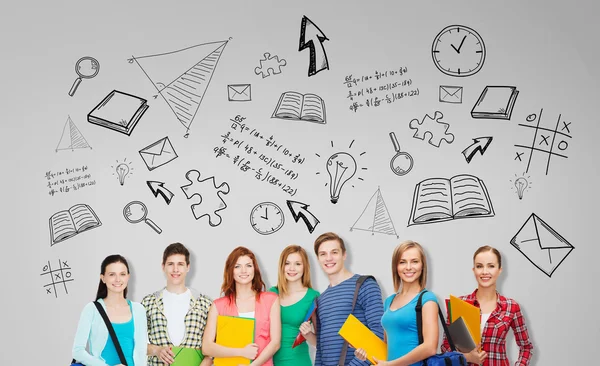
[249,202,285,235]
[432,25,486,77]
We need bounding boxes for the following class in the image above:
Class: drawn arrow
[286,200,320,234]
[299,15,330,77]
[462,137,493,163]
[147,181,174,205]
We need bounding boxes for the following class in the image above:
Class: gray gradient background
[2,1,599,364]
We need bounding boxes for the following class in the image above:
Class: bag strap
[415,290,458,351]
[338,275,375,366]
[94,301,128,366]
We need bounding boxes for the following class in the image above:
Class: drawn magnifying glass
[389,132,414,176]
[123,201,162,234]
[68,56,100,96]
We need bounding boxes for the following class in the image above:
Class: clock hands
[451,35,467,54]
[261,207,269,220]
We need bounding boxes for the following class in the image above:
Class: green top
[268,286,320,366]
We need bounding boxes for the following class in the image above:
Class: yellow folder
[338,314,387,364]
[214,315,255,366]
[449,295,481,345]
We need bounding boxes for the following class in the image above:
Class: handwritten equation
[213,115,305,196]
[344,67,420,112]
[45,166,96,196]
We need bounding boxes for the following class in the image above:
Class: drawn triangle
[56,116,91,151]
[351,188,398,236]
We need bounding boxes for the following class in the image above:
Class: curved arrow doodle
[147,180,174,205]
[299,15,329,77]
[462,136,493,163]
[286,200,320,234]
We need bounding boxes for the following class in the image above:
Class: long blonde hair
[391,241,428,292]
[277,245,312,296]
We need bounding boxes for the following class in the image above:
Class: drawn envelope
[439,85,463,103]
[227,84,251,101]
[139,136,178,171]
[510,213,574,277]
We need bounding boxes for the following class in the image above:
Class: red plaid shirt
[441,289,533,366]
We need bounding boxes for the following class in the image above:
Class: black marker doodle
[389,132,414,176]
[462,137,493,163]
[510,173,532,200]
[471,86,519,120]
[432,25,485,77]
[299,15,329,77]
[514,109,572,175]
[147,181,174,205]
[41,259,74,298]
[68,56,99,96]
[227,84,251,101]
[139,136,178,171]
[49,204,101,245]
[510,213,574,277]
[254,53,287,78]
[350,187,398,238]
[111,158,133,186]
[345,67,417,112]
[46,166,95,197]
[407,174,494,226]
[439,85,463,104]
[128,39,229,137]
[271,91,326,124]
[250,202,285,235]
[181,169,230,227]
[123,201,162,234]
[286,200,320,234]
[316,140,367,204]
[409,111,454,148]
[88,90,149,136]
[56,115,92,152]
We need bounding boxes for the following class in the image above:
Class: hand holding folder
[338,314,387,364]
[171,347,203,366]
[448,295,481,345]
[292,299,317,348]
[214,315,255,366]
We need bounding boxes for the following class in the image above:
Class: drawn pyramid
[56,116,91,152]
[131,40,228,133]
[351,188,398,237]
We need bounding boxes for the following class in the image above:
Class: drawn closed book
[214,315,255,366]
[49,204,101,245]
[292,298,317,348]
[87,90,149,135]
[408,174,494,226]
[338,314,386,364]
[171,347,203,366]
[471,86,519,120]
[448,316,477,352]
[449,295,481,345]
[271,91,326,124]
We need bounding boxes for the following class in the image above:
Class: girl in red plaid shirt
[441,246,533,365]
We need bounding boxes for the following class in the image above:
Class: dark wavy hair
[96,254,130,300]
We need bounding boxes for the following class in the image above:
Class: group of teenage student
[72,232,534,366]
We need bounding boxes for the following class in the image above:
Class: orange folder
[338,314,387,364]
[449,295,481,345]
[214,315,255,366]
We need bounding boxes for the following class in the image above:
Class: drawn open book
[408,174,494,226]
[271,91,326,124]
[49,204,102,245]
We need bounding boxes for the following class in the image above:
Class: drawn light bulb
[514,177,528,200]
[116,163,130,186]
[326,152,357,204]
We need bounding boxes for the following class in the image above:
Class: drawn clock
[432,25,486,77]
[250,202,285,235]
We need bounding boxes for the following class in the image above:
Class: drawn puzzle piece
[254,52,287,78]
[408,111,454,148]
[180,170,230,226]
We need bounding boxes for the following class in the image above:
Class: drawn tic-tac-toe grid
[514,108,572,175]
[41,259,74,298]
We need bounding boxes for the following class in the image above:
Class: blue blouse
[100,300,136,366]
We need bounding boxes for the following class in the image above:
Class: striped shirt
[315,274,384,366]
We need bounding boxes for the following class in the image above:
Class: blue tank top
[101,300,135,366]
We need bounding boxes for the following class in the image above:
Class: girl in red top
[441,245,533,365]
[202,246,281,366]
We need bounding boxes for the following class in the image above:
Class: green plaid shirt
[142,288,212,366]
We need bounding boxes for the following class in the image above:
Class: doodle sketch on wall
[439,85,463,104]
[55,115,92,152]
[510,213,574,277]
[510,173,532,200]
[471,86,519,120]
[408,174,494,226]
[128,39,229,137]
[388,132,414,176]
[227,84,251,102]
[181,169,230,227]
[68,56,99,97]
[286,200,320,234]
[351,187,399,238]
[49,204,102,246]
[111,158,133,186]
[254,53,287,78]
[139,136,179,171]
[299,15,329,77]
[431,25,485,77]
[41,259,74,298]
[87,90,149,136]
[123,201,162,234]
[462,136,493,163]
[409,111,455,148]
[249,202,285,235]
[271,91,326,124]
[147,180,175,205]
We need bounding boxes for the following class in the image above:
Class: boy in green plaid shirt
[142,243,213,365]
